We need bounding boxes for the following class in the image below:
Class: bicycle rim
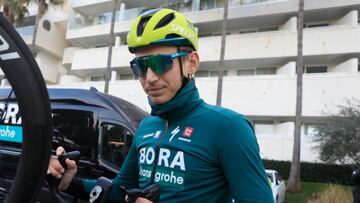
[0,16,52,203]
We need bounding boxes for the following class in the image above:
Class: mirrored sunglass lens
[149,55,174,75]
[130,59,146,77]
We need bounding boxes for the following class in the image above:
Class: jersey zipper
[150,119,168,185]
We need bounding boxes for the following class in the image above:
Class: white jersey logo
[0,35,20,60]
[169,126,180,142]
[139,147,185,171]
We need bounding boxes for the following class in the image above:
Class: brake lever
[58,151,81,170]
[46,151,81,187]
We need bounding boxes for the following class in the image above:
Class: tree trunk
[104,0,120,94]
[287,0,304,193]
[31,0,46,56]
[3,4,15,25]
[216,0,229,106]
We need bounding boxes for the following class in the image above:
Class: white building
[3,1,71,84]
[12,0,360,162]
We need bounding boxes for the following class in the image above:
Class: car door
[275,172,286,203]
[51,107,105,179]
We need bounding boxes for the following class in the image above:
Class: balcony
[67,0,290,45]
[67,0,360,46]
[67,7,145,47]
[50,72,360,118]
[14,7,69,58]
[67,25,360,74]
[70,46,133,76]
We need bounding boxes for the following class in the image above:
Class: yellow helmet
[127,8,198,53]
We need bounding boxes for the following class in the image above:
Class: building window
[237,67,277,76]
[195,70,210,77]
[90,75,105,81]
[198,33,213,38]
[239,29,257,34]
[213,32,231,36]
[118,74,134,80]
[254,120,274,134]
[239,27,278,34]
[258,27,278,32]
[237,69,255,76]
[304,22,329,28]
[257,67,277,75]
[168,0,193,13]
[42,20,51,31]
[210,70,228,77]
[305,66,327,74]
[302,123,318,137]
[200,0,224,10]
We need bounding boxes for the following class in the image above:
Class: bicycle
[0,15,123,203]
[0,14,53,203]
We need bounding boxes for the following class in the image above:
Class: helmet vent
[165,34,181,39]
[154,13,175,30]
[137,16,151,37]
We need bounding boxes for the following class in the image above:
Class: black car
[0,87,147,202]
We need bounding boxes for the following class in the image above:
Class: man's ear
[186,51,200,75]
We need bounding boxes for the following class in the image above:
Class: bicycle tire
[0,16,53,202]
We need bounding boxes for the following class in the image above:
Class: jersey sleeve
[81,134,140,202]
[218,116,274,203]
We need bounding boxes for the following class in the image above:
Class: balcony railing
[69,0,284,30]
[69,7,146,30]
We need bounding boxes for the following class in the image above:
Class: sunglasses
[130,52,190,78]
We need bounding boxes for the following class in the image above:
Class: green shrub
[263,159,356,185]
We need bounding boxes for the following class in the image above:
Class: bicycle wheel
[0,16,53,202]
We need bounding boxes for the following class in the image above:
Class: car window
[101,123,133,168]
[275,172,283,182]
[266,172,274,183]
[52,110,94,160]
[105,95,148,128]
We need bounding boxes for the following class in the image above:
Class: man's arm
[218,116,274,203]
[80,140,140,202]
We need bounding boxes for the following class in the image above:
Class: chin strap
[177,46,190,90]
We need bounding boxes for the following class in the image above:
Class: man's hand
[125,195,153,203]
[47,146,77,190]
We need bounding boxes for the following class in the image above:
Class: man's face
[135,46,183,105]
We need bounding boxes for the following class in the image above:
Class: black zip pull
[164,120,168,129]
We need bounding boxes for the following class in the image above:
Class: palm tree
[0,0,28,25]
[104,0,120,94]
[30,0,64,56]
[287,0,304,192]
[216,0,229,106]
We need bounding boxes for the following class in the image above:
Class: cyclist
[48,8,274,203]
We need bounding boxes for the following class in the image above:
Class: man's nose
[145,67,159,83]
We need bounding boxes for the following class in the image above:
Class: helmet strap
[177,46,190,89]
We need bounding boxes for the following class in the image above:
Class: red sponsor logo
[183,127,194,137]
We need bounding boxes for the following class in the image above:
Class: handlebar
[89,177,113,203]
[126,184,160,203]
[46,151,114,203]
